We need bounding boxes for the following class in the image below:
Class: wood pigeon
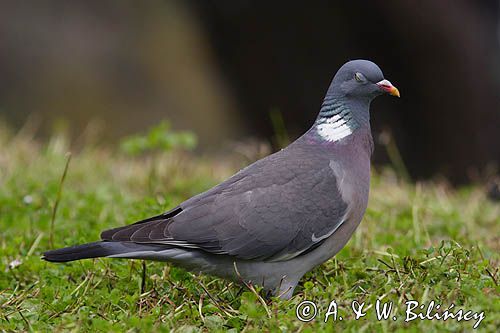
[43,59,400,299]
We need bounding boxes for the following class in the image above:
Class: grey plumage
[44,59,399,299]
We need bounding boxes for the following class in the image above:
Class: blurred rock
[0,0,242,146]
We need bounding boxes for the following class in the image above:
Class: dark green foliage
[120,121,197,156]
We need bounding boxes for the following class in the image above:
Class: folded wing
[101,144,348,261]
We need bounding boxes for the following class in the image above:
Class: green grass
[0,127,498,332]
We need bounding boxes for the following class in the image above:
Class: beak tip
[376,79,400,98]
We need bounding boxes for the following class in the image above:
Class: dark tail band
[42,241,119,262]
[43,241,171,262]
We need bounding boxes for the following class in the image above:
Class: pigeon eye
[354,72,364,82]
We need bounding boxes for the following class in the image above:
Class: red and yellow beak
[376,79,400,97]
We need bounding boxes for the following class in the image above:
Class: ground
[0,126,498,332]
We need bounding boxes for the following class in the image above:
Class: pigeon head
[315,60,399,142]
[329,59,400,100]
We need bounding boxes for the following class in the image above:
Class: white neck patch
[316,115,353,142]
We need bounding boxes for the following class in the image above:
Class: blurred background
[0,0,498,184]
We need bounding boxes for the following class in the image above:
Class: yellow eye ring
[354,72,364,82]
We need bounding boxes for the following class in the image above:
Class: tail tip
[42,242,109,263]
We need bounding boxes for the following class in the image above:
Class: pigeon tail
[43,241,120,262]
[42,241,168,262]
